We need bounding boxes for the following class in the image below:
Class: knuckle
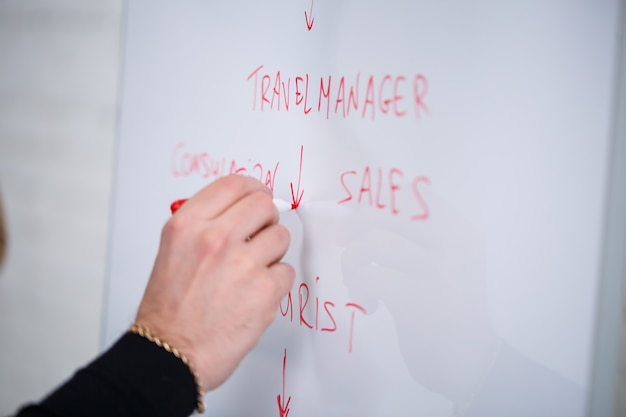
[219,174,247,194]
[264,265,294,297]
[282,263,296,284]
[219,174,266,198]
[272,224,291,247]
[198,227,228,255]
[161,215,186,241]
[253,191,277,215]
[229,251,256,274]
[274,265,295,296]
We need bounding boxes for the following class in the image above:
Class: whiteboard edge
[99,0,131,353]
[588,1,626,416]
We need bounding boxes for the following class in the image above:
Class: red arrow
[304,0,314,31]
[290,146,304,209]
[277,349,291,417]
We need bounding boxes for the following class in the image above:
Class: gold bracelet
[128,323,206,414]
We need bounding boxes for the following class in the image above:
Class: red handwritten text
[339,166,431,221]
[277,348,291,417]
[247,66,430,120]
[280,276,367,353]
[170,142,280,191]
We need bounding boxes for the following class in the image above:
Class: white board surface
[103,1,622,416]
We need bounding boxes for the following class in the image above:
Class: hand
[135,174,295,391]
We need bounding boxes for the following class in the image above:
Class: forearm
[16,333,197,417]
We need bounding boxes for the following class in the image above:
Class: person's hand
[135,174,295,391]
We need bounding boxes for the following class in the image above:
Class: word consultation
[247,65,430,120]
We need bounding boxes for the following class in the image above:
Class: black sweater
[16,333,198,417]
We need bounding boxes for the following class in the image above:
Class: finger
[245,223,291,266]
[220,190,279,242]
[267,261,296,300]
[181,175,272,220]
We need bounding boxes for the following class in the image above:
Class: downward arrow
[277,349,291,417]
[290,145,304,209]
[304,0,314,31]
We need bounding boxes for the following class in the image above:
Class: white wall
[0,0,121,413]
[0,1,624,416]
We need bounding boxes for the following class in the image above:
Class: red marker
[170,198,293,214]
[170,199,188,214]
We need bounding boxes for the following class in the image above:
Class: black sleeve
[15,332,198,417]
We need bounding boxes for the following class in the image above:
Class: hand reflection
[336,189,500,405]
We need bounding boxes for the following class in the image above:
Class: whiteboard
[103,1,623,416]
